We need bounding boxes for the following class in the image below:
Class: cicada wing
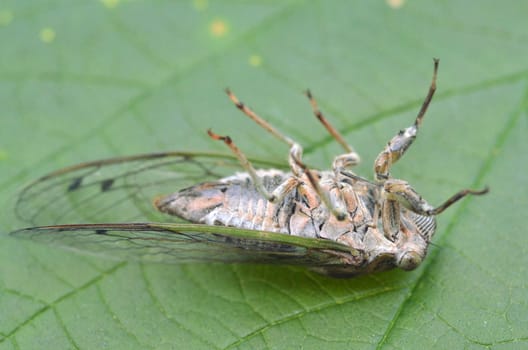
[10,223,357,267]
[13,152,284,227]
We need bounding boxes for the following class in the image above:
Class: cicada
[11,59,488,277]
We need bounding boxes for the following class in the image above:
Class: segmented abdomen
[155,170,300,234]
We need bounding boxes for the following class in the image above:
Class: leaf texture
[1,1,527,349]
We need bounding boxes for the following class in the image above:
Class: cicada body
[10,60,488,278]
[155,168,436,276]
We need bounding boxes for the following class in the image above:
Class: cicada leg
[374,59,439,182]
[374,59,438,239]
[374,59,488,240]
[221,88,310,203]
[220,89,349,219]
[384,179,489,216]
[207,129,299,202]
[305,89,361,173]
[292,156,348,221]
[225,88,305,177]
[381,179,488,242]
[304,89,367,222]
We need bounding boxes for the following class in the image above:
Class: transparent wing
[12,152,359,267]
[10,222,357,266]
[14,151,284,227]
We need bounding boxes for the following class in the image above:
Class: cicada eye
[396,250,423,271]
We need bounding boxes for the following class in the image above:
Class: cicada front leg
[370,58,439,241]
[383,180,489,217]
[374,59,439,182]
[374,59,488,241]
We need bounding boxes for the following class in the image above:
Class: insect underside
[154,59,487,276]
[12,59,487,278]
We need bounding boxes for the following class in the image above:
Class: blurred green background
[1,1,527,349]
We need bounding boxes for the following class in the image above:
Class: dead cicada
[11,59,488,277]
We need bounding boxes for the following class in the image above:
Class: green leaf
[1,1,527,349]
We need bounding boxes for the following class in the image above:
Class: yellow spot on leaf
[0,10,13,26]
[386,0,405,9]
[193,0,208,11]
[249,55,262,67]
[100,0,120,9]
[0,149,7,160]
[40,27,56,43]
[210,19,228,38]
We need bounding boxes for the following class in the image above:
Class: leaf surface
[1,1,527,349]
